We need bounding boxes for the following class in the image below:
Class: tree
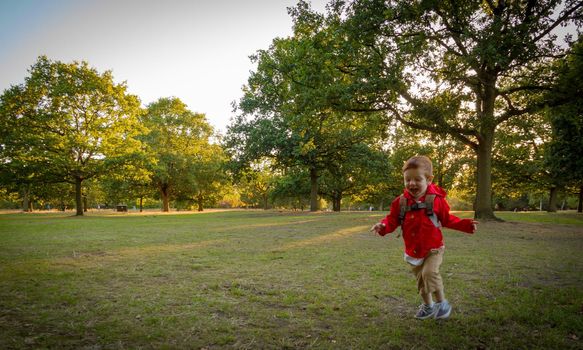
[100,161,155,212]
[227,3,388,211]
[33,182,75,211]
[141,97,214,212]
[0,56,144,215]
[544,38,583,212]
[318,0,581,219]
[234,160,278,209]
[183,143,229,212]
[490,112,551,210]
[319,143,391,211]
[270,167,311,210]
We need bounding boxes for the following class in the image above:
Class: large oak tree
[0,56,144,215]
[226,5,388,211]
[322,0,581,219]
[544,38,583,211]
[140,97,215,212]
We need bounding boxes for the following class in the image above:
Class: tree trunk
[197,193,204,212]
[472,71,500,221]
[263,194,269,210]
[547,186,558,212]
[379,198,384,212]
[578,185,583,213]
[21,185,31,212]
[139,197,143,212]
[474,138,497,220]
[160,183,170,212]
[83,194,88,212]
[309,167,320,212]
[75,176,84,216]
[332,193,342,212]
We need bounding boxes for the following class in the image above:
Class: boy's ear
[427,175,434,182]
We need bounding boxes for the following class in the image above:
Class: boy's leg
[433,289,445,303]
[412,248,451,319]
[421,247,444,299]
[412,264,431,303]
[422,248,452,319]
[412,259,439,319]
[412,250,444,302]
[421,292,433,305]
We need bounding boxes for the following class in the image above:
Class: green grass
[0,209,582,349]
[495,210,583,225]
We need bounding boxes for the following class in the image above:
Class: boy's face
[403,168,432,199]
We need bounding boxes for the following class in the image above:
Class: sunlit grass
[0,210,581,349]
[495,210,583,225]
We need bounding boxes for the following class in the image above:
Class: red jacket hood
[403,183,447,200]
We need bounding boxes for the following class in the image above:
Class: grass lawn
[0,209,582,349]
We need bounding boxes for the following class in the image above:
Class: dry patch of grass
[44,239,227,268]
[278,225,369,251]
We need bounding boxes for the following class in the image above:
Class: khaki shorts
[411,247,444,295]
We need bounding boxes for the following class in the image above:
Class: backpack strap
[425,194,436,215]
[398,195,408,225]
[398,193,441,228]
[425,194,442,228]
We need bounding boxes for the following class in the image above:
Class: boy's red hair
[402,155,433,177]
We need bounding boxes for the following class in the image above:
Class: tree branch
[426,33,463,57]
[494,93,570,125]
[532,2,583,44]
[497,85,552,95]
[433,7,472,60]
[379,90,480,150]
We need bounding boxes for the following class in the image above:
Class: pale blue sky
[0,0,328,133]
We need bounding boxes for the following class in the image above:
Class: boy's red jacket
[377,183,474,259]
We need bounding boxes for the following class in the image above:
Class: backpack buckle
[410,202,426,211]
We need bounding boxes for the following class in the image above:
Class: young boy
[371,156,478,320]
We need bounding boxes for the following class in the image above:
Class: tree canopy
[141,97,218,211]
[0,56,144,215]
[226,3,389,211]
[286,0,582,219]
[1,2,581,215]
[544,38,583,211]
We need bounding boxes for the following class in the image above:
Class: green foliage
[180,143,230,211]
[319,143,391,211]
[226,1,389,211]
[0,188,20,209]
[0,56,145,215]
[492,113,550,200]
[235,160,278,209]
[317,0,581,219]
[269,167,311,210]
[544,39,583,194]
[141,97,221,211]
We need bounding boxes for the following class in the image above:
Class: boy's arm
[373,197,401,236]
[437,197,477,234]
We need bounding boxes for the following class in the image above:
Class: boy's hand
[471,220,479,233]
[370,223,385,234]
